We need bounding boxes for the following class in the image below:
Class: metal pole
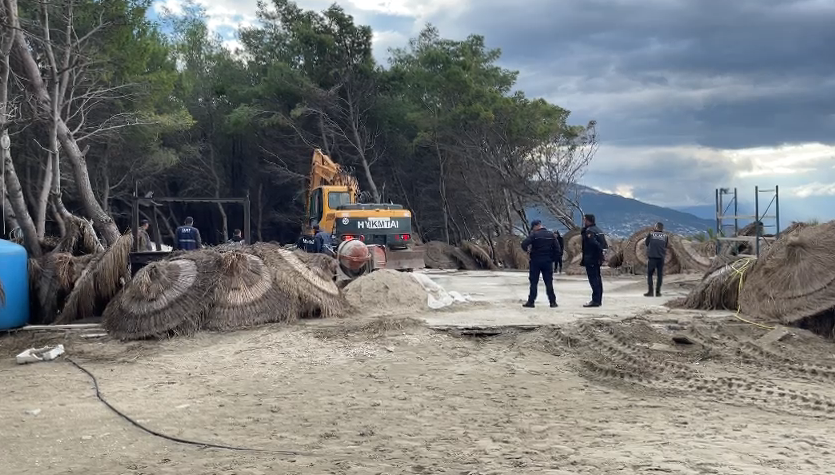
[132,181,140,253]
[715,188,721,255]
[775,185,780,237]
[733,187,739,236]
[754,186,760,257]
[244,192,251,245]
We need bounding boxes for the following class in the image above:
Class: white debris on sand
[411,273,472,309]
[343,270,472,313]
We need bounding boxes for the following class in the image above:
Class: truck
[304,149,425,277]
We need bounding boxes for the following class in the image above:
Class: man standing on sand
[138,219,154,251]
[521,220,562,308]
[554,230,565,274]
[644,222,669,297]
[581,214,608,308]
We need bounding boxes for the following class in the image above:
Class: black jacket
[296,235,316,253]
[555,232,564,261]
[175,225,202,250]
[521,228,562,262]
[644,231,669,259]
[581,225,608,266]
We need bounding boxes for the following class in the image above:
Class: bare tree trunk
[346,91,380,203]
[10,26,120,246]
[433,139,450,244]
[1,0,40,255]
[256,182,264,242]
[4,193,19,231]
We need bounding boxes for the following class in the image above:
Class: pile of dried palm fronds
[668,255,755,311]
[621,227,682,275]
[27,220,129,324]
[459,240,497,270]
[422,240,498,270]
[738,221,835,336]
[495,235,529,270]
[562,230,582,266]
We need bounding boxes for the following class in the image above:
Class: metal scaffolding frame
[715,186,781,257]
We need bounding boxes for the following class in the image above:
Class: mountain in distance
[527,186,714,238]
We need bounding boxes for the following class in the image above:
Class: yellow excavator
[304,149,425,277]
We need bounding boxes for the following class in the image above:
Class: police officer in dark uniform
[581,214,608,307]
[174,216,202,251]
[521,220,562,308]
[554,230,565,274]
[296,233,316,252]
[644,222,669,297]
[313,223,334,256]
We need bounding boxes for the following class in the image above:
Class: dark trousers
[647,257,664,292]
[555,258,563,273]
[527,260,556,304]
[585,264,603,304]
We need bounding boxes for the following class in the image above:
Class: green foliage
[8,0,595,244]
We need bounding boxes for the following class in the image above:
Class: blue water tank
[0,239,29,330]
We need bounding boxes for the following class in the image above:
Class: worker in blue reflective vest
[174,216,202,251]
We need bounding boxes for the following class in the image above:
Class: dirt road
[2,272,835,474]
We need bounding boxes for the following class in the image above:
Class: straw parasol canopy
[669,236,712,273]
[103,250,220,340]
[622,226,681,275]
[669,255,755,311]
[293,250,339,281]
[563,229,581,264]
[250,243,345,319]
[495,234,529,270]
[739,221,835,330]
[204,251,294,331]
[459,240,496,270]
[57,231,134,324]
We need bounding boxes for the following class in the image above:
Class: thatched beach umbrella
[459,241,496,270]
[669,236,712,273]
[57,232,133,324]
[251,243,345,319]
[670,255,755,311]
[739,221,835,333]
[204,251,294,331]
[563,229,581,264]
[293,250,340,280]
[103,250,220,340]
[495,235,528,270]
[622,226,681,275]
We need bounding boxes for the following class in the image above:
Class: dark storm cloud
[427,0,835,149]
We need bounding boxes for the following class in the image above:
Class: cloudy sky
[153,0,835,222]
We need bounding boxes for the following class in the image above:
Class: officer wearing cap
[521,219,562,308]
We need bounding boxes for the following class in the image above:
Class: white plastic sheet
[410,273,472,309]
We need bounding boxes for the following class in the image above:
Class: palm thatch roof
[739,221,835,332]
[292,250,339,281]
[670,236,712,273]
[622,226,682,275]
[250,243,345,319]
[495,234,528,270]
[57,232,133,324]
[668,255,755,311]
[103,250,220,340]
[459,240,497,270]
[204,251,295,331]
[563,229,581,264]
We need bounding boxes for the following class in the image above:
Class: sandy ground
[3,271,835,474]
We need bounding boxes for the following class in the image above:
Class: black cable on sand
[65,357,309,456]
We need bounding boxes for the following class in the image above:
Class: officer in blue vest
[174,216,202,251]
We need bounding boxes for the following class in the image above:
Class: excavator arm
[309,149,359,199]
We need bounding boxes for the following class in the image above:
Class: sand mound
[344,269,429,313]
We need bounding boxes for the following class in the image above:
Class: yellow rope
[729,257,775,330]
